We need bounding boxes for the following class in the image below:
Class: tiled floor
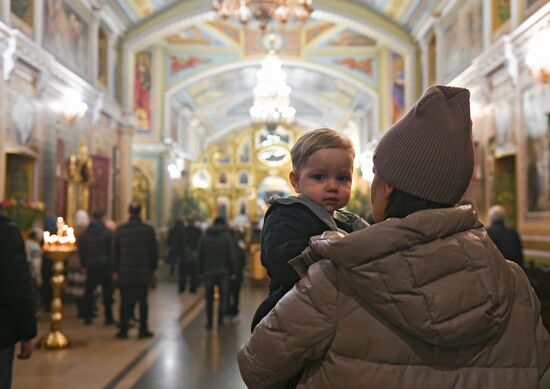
[12,273,266,389]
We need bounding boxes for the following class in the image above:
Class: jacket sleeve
[197,236,204,275]
[112,230,120,273]
[2,222,37,342]
[237,260,337,388]
[261,205,318,289]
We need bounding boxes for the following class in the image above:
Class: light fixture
[249,48,296,124]
[213,0,313,30]
[526,24,550,84]
[51,90,88,124]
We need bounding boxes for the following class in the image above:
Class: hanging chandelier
[249,49,296,124]
[213,0,313,30]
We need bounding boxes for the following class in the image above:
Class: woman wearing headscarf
[237,86,550,388]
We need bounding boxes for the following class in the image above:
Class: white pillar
[510,0,521,30]
[33,0,44,45]
[107,34,117,96]
[1,1,10,25]
[419,37,430,91]
[151,46,164,138]
[483,0,491,50]
[118,122,134,222]
[89,13,100,84]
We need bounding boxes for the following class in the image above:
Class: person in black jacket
[79,210,115,325]
[197,217,235,329]
[487,205,524,267]
[177,216,202,293]
[113,203,158,339]
[250,128,368,332]
[227,227,247,318]
[0,214,37,388]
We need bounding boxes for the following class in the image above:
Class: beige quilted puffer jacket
[237,206,550,388]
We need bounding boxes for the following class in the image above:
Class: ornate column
[0,30,16,199]
[0,1,10,24]
[117,116,135,222]
[419,37,430,91]
[482,0,491,50]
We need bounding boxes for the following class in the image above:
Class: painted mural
[493,0,511,32]
[245,29,301,56]
[391,52,405,124]
[325,29,376,47]
[98,27,108,86]
[305,22,335,44]
[523,84,550,213]
[134,51,152,131]
[11,0,33,26]
[44,0,89,75]
[167,54,238,84]
[208,20,241,44]
[165,26,224,46]
[493,97,515,150]
[310,55,378,88]
[440,0,483,82]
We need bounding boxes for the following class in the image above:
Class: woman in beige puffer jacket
[237,86,550,389]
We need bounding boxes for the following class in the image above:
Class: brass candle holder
[40,217,77,350]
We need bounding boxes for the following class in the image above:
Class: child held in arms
[251,128,368,332]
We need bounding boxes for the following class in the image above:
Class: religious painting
[11,0,33,33]
[207,20,241,44]
[217,172,229,187]
[492,0,511,32]
[98,27,108,87]
[89,155,109,215]
[192,170,210,189]
[43,0,89,75]
[325,29,376,47]
[245,29,301,56]
[167,54,238,84]
[391,52,405,124]
[305,22,335,44]
[131,166,151,221]
[5,154,34,200]
[238,171,249,186]
[440,0,483,82]
[216,197,230,219]
[311,55,377,88]
[165,26,223,46]
[522,84,550,213]
[238,139,251,163]
[134,51,152,131]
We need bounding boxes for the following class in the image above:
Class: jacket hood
[310,206,514,348]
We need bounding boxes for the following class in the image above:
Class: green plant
[1,197,46,230]
[345,189,371,218]
[172,190,209,222]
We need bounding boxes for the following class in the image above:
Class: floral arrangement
[1,197,46,230]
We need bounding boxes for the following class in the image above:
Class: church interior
[1,0,550,387]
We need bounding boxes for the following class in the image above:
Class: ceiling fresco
[160,16,383,141]
[113,0,442,32]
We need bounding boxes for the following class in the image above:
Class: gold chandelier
[213,0,313,30]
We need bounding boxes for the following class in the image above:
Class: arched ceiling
[117,0,439,157]
[110,0,441,32]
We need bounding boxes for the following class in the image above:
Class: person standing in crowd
[79,210,115,326]
[227,227,247,319]
[166,219,180,276]
[197,217,235,330]
[66,209,90,319]
[487,205,524,267]
[178,216,202,294]
[113,202,158,339]
[0,211,37,388]
[238,86,550,388]
[25,229,43,301]
[250,128,368,333]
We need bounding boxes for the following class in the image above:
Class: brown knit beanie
[373,85,474,205]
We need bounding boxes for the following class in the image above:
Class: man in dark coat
[79,210,115,325]
[177,216,202,293]
[487,205,524,267]
[113,203,158,339]
[0,214,37,388]
[197,217,235,329]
